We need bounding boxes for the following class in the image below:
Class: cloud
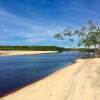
[0,9,55,37]
[0,8,59,34]
[26,37,46,43]
[0,8,66,37]
[2,0,99,46]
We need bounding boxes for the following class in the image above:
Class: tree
[75,21,100,50]
[54,21,100,58]
[54,27,74,47]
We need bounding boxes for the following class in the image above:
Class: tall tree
[75,21,100,50]
[54,21,100,53]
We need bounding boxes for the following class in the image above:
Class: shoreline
[1,58,100,100]
[0,51,58,56]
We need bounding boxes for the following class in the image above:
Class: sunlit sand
[1,58,100,100]
[0,51,57,56]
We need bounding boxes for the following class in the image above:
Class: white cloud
[26,37,46,43]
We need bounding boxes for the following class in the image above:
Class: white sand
[0,58,100,100]
[0,51,57,56]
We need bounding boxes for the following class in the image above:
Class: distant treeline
[64,48,95,52]
[0,46,64,51]
[0,46,95,52]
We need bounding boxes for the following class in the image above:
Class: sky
[0,0,100,47]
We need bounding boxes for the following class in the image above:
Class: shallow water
[0,52,79,96]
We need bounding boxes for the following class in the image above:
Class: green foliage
[0,46,64,51]
[75,48,95,52]
[54,21,100,50]
[54,27,74,47]
[75,21,100,49]
[64,48,95,52]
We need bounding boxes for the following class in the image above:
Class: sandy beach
[0,58,100,100]
[0,51,57,56]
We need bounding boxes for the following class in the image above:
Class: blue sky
[0,0,100,47]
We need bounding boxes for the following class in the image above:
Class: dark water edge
[0,52,79,97]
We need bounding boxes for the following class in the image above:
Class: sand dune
[0,51,57,56]
[0,58,100,100]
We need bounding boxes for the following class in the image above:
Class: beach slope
[0,51,57,56]
[1,58,100,100]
